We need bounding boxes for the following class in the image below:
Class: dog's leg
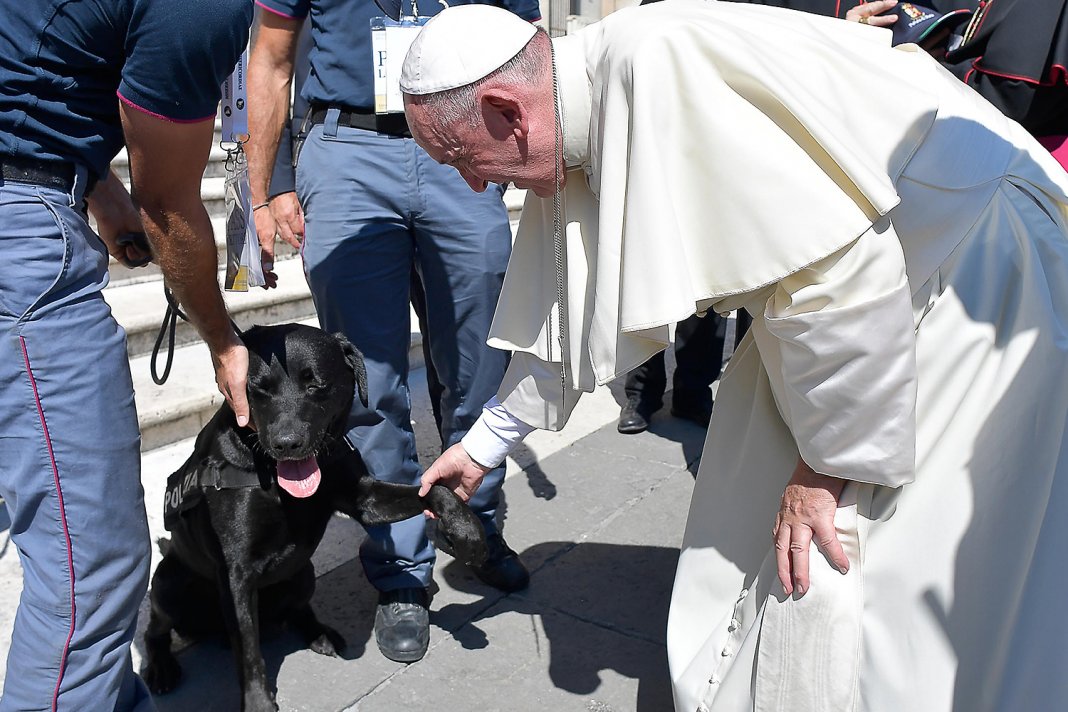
[141,555,184,694]
[341,477,488,566]
[216,565,278,712]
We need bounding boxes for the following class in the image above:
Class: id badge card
[370,15,430,115]
[223,151,266,292]
[219,47,264,292]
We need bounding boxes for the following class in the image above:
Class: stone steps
[113,256,322,450]
[104,216,302,288]
[105,257,315,359]
[104,128,528,451]
[129,308,428,452]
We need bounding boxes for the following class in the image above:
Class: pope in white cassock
[400,1,1068,710]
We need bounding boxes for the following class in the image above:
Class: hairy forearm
[139,195,239,353]
[247,44,294,205]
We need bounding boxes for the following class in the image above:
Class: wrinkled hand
[773,459,849,597]
[846,0,899,27]
[211,340,251,428]
[419,442,491,505]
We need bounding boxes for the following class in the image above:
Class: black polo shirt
[255,0,542,114]
[0,0,253,182]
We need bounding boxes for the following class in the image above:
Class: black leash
[150,286,186,385]
[149,285,243,386]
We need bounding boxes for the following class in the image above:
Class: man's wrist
[460,443,494,473]
[460,397,535,469]
[205,328,243,358]
[460,419,508,470]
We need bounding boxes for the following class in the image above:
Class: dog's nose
[272,432,306,455]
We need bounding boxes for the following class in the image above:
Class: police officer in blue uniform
[247,0,538,664]
[0,1,253,708]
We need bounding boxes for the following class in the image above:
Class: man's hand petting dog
[420,441,491,507]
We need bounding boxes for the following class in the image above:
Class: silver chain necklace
[549,40,567,405]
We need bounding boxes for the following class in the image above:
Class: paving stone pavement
[0,344,722,712]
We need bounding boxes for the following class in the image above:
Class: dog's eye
[247,379,273,395]
[306,381,329,394]
[299,367,330,394]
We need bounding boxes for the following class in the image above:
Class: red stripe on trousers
[19,336,76,712]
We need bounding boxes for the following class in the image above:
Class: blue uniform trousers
[0,179,153,711]
[297,113,511,591]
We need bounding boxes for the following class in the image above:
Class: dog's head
[240,324,368,498]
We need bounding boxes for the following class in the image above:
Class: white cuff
[460,396,536,469]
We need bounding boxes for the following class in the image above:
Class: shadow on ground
[137,556,379,712]
[436,540,679,712]
[138,537,678,712]
[605,378,708,477]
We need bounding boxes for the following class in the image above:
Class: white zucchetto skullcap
[400,5,538,95]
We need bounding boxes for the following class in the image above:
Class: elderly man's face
[405,91,560,198]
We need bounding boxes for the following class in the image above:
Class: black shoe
[472,533,530,593]
[670,396,714,428]
[374,588,430,663]
[617,396,657,434]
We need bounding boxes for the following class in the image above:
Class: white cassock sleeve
[495,351,585,431]
[460,353,585,468]
[752,220,918,488]
[460,396,537,469]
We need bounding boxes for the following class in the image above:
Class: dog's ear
[333,332,369,408]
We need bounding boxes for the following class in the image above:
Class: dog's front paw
[308,624,346,657]
[243,687,279,712]
[424,485,488,566]
[142,652,182,694]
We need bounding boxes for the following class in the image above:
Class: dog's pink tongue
[276,457,321,498]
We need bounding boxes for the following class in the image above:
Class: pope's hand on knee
[773,459,849,597]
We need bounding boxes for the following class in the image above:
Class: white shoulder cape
[489,0,940,396]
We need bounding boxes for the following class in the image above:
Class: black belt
[308,105,411,138]
[1,156,80,193]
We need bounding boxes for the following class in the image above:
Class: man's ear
[333,332,369,407]
[482,91,527,140]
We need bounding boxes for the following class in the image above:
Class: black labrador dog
[141,323,486,711]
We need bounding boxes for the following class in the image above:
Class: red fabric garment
[1039,135,1068,172]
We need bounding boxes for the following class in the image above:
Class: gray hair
[408,29,551,128]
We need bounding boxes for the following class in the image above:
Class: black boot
[374,587,430,663]
[617,396,657,434]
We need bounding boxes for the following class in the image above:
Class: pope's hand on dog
[421,484,488,566]
[420,442,491,504]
